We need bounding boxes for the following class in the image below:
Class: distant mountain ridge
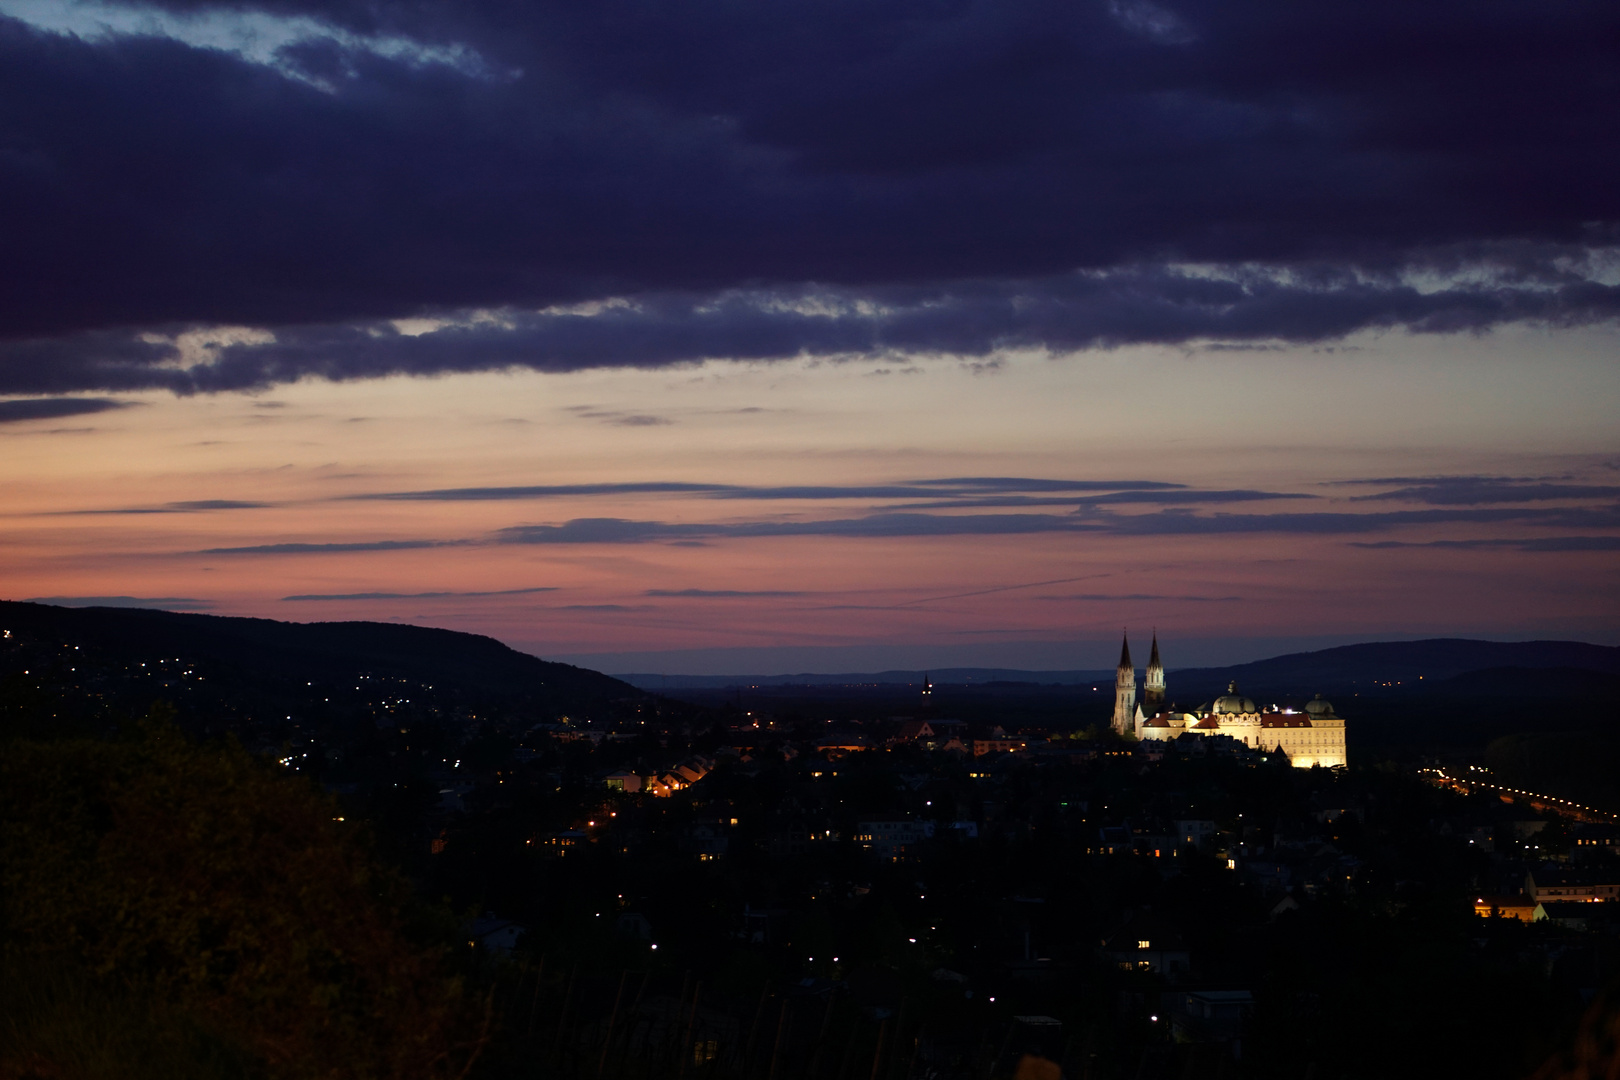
[615,668,1116,689]
[1167,638,1620,698]
[617,638,1620,694]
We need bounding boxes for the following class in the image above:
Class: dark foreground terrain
[3,605,1619,1080]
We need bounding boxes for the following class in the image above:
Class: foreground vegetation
[0,708,478,1079]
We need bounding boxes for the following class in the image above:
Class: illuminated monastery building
[1111,633,1347,768]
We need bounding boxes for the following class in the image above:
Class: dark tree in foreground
[0,710,478,1079]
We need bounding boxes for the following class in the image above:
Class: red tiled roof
[1261,715,1313,728]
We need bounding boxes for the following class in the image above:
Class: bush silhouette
[0,712,475,1079]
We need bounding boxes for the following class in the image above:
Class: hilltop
[0,600,650,744]
[1167,637,1620,699]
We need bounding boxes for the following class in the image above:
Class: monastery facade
[1111,633,1347,769]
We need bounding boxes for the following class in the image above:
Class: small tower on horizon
[922,673,932,702]
[1112,632,1137,736]
[1144,631,1166,709]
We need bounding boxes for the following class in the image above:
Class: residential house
[1174,820,1218,851]
[1101,914,1191,975]
[1474,894,1544,922]
[1572,823,1620,859]
[855,819,933,860]
[1168,990,1253,1058]
[894,720,935,743]
[604,771,642,793]
[468,915,525,957]
[1527,866,1620,903]
[973,735,1027,756]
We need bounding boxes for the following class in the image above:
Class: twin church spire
[1112,630,1166,736]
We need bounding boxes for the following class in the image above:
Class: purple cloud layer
[0,0,1615,392]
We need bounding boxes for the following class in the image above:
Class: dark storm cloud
[281,586,558,600]
[0,397,129,422]
[9,269,1619,394]
[1,0,1617,392]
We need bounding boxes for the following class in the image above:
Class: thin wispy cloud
[645,589,809,598]
[1351,537,1620,553]
[1036,592,1242,602]
[0,397,129,423]
[197,540,456,555]
[351,477,1189,504]
[282,586,559,600]
[908,478,1185,492]
[895,575,1113,607]
[173,498,1620,559]
[1352,481,1620,505]
[66,499,271,515]
[493,513,1098,545]
[354,482,738,502]
[895,490,1314,510]
[567,406,675,427]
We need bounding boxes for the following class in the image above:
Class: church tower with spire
[1111,632,1137,736]
[1144,632,1166,709]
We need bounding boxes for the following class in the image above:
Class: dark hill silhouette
[1167,638,1620,700]
[1435,665,1620,697]
[0,600,641,729]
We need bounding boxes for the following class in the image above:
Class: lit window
[1138,940,1151,949]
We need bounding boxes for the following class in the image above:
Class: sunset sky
[2,0,1617,673]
